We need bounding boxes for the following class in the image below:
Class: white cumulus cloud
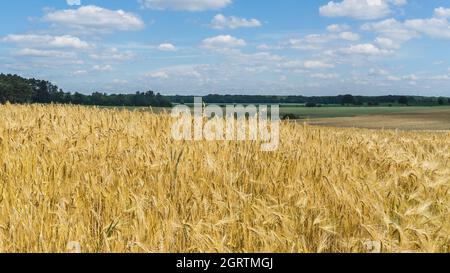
[43,5,145,33]
[157,43,177,51]
[320,0,407,20]
[13,48,76,58]
[405,17,450,39]
[3,34,90,49]
[211,14,262,29]
[339,32,360,41]
[327,24,350,32]
[201,35,246,49]
[303,60,335,69]
[434,7,450,18]
[340,43,392,56]
[139,0,231,11]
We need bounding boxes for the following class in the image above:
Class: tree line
[1,73,449,107]
[0,74,171,107]
[169,94,450,106]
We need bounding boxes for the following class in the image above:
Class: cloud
[429,74,450,80]
[368,68,389,76]
[387,75,401,81]
[236,52,283,65]
[287,39,321,51]
[43,5,145,33]
[434,7,450,18]
[303,60,335,69]
[287,34,338,51]
[3,34,90,49]
[362,18,416,40]
[139,0,232,11]
[319,0,407,20]
[211,14,262,29]
[339,32,360,41]
[89,47,135,61]
[146,71,170,79]
[403,74,418,81]
[67,0,81,5]
[145,65,206,80]
[12,48,76,58]
[201,35,246,49]
[405,17,450,39]
[310,73,339,79]
[112,79,129,84]
[257,44,282,50]
[403,8,450,39]
[92,64,113,71]
[362,18,418,49]
[157,43,177,51]
[72,70,87,75]
[326,24,350,32]
[374,37,400,49]
[279,75,288,81]
[363,10,450,46]
[339,43,392,56]
[286,31,360,51]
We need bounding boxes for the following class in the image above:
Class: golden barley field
[0,104,449,253]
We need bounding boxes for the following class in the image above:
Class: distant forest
[0,74,171,107]
[1,73,449,107]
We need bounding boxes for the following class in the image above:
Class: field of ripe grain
[0,104,449,253]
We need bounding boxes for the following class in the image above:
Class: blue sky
[1,0,450,96]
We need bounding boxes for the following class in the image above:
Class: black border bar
[0,253,447,272]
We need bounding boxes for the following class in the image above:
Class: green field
[278,106,450,119]
[140,105,450,119]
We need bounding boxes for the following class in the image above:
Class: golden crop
[0,104,449,253]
